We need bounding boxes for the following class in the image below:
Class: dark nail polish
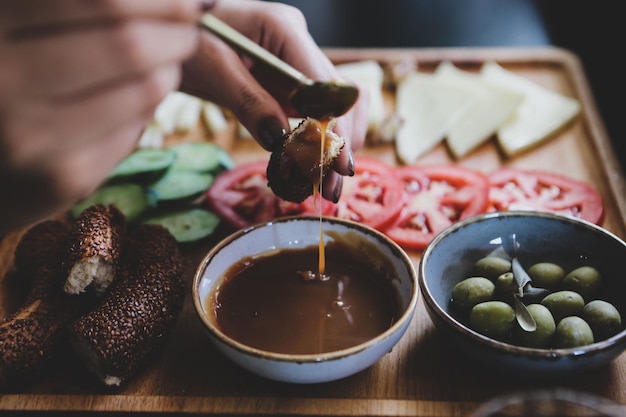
[200,0,217,12]
[348,151,355,176]
[258,118,287,151]
[332,175,343,203]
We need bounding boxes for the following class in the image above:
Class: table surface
[1,46,626,417]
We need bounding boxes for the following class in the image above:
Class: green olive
[495,272,518,295]
[541,290,585,323]
[582,300,622,339]
[562,266,602,300]
[527,262,565,289]
[514,304,556,348]
[469,301,515,339]
[474,256,512,281]
[554,316,594,348]
[451,277,495,311]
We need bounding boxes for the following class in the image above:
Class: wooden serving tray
[1,47,626,416]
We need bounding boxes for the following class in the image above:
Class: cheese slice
[435,62,524,158]
[481,61,581,156]
[395,72,477,164]
[336,60,386,131]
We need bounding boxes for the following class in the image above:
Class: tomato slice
[383,164,490,250]
[206,160,316,229]
[487,168,604,224]
[304,157,405,231]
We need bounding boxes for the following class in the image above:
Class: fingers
[3,64,180,166]
[0,0,203,30]
[2,20,197,100]
[208,0,369,167]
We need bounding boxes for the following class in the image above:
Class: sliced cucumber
[108,148,176,183]
[147,170,213,206]
[168,141,234,172]
[70,183,148,222]
[143,208,221,242]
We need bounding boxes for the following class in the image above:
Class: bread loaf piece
[64,204,126,295]
[0,220,83,388]
[68,224,185,387]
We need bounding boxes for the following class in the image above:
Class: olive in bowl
[193,216,419,384]
[419,210,626,378]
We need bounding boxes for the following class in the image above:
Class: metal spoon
[513,293,537,332]
[199,14,359,120]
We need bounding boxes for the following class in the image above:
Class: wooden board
[1,47,626,416]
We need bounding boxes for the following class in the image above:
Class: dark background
[264,0,625,173]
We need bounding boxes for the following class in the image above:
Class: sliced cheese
[336,60,386,131]
[435,61,524,158]
[395,72,478,164]
[137,120,165,149]
[481,61,581,156]
[154,91,203,134]
[202,101,229,134]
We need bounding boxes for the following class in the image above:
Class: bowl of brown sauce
[192,215,418,383]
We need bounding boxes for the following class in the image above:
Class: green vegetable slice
[70,183,148,222]
[147,170,214,205]
[108,148,176,182]
[143,208,220,242]
[168,141,234,172]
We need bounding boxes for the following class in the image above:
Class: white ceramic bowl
[193,216,418,384]
[419,210,626,378]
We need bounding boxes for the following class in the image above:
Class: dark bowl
[419,210,626,378]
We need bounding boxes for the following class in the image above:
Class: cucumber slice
[108,148,176,182]
[70,183,148,222]
[147,170,213,206]
[168,142,234,172]
[143,208,221,242]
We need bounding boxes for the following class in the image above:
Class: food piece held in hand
[267,118,345,203]
[64,204,126,296]
[0,221,84,388]
[68,224,185,387]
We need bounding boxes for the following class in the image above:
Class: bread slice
[267,117,345,203]
[64,204,126,295]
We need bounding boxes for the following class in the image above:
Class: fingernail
[348,150,355,176]
[258,117,287,151]
[332,175,343,203]
[200,0,217,12]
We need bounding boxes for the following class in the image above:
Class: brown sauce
[283,118,332,275]
[209,240,399,354]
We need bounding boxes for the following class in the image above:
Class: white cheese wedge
[202,101,229,134]
[395,72,478,164]
[154,91,204,134]
[174,93,203,132]
[481,61,581,156]
[336,60,386,131]
[435,62,524,158]
[137,120,165,149]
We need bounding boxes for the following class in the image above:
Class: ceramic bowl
[419,210,626,378]
[193,216,418,384]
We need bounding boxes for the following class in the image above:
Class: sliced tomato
[304,157,405,231]
[383,164,490,250]
[206,160,316,229]
[487,168,604,224]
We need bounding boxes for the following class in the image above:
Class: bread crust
[64,204,126,295]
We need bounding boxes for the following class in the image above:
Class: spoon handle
[199,14,313,86]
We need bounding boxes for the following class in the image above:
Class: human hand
[181,0,369,202]
[0,0,207,234]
